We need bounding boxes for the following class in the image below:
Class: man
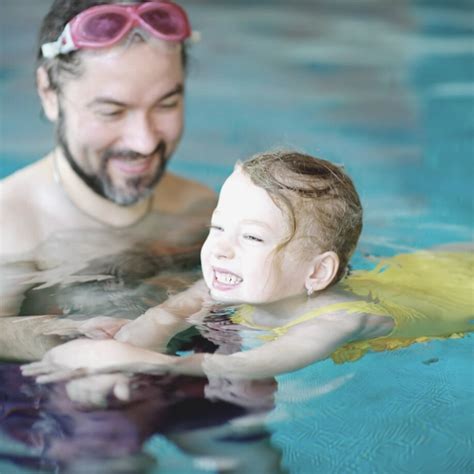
[0,0,216,358]
[0,7,287,471]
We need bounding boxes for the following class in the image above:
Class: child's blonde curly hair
[240,150,363,284]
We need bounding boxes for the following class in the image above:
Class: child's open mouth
[212,268,243,290]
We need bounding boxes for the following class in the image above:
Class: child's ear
[36,66,59,122]
[305,251,339,294]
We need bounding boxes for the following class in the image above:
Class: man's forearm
[0,261,38,316]
[0,315,62,361]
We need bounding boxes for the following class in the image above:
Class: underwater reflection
[1,309,285,473]
[1,367,281,473]
[0,212,209,361]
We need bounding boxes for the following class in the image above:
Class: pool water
[1,0,473,473]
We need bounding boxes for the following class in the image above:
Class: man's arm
[0,167,46,257]
[0,315,63,361]
[0,261,37,316]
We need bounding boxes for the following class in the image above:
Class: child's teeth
[215,271,242,285]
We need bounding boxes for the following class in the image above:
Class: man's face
[56,41,184,205]
[200,169,314,305]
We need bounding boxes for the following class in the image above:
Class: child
[22,150,474,388]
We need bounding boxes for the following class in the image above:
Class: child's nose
[213,238,235,260]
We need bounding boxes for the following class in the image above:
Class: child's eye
[209,224,224,232]
[243,234,264,243]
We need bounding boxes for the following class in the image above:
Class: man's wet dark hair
[37,0,188,90]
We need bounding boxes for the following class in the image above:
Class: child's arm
[22,312,393,381]
[41,279,210,350]
[113,278,210,350]
[167,313,391,379]
[21,338,176,382]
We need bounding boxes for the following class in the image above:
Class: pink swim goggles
[41,1,192,59]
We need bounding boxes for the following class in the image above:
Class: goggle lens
[141,9,182,36]
[80,13,128,41]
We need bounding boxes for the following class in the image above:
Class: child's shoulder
[287,287,392,332]
[245,287,391,336]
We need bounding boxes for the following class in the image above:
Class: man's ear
[37,66,59,122]
[305,251,340,294]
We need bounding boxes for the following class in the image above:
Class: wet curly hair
[240,150,363,284]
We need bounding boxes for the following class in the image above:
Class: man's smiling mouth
[109,156,155,175]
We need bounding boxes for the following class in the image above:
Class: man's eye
[159,101,179,109]
[97,110,124,118]
[209,225,224,232]
[243,234,264,243]
[158,97,181,109]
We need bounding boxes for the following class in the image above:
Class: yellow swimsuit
[231,251,474,364]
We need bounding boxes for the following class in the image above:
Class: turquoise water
[1,0,473,473]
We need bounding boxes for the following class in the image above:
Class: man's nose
[122,114,160,156]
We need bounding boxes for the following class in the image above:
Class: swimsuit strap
[231,301,394,337]
[270,301,394,337]
[230,304,264,330]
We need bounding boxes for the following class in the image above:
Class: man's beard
[56,113,168,206]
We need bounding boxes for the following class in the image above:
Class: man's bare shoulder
[152,171,217,214]
[1,157,53,198]
[0,157,55,256]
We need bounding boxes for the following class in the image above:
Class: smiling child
[22,150,473,389]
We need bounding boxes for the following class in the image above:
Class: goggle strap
[188,31,201,44]
[41,24,77,59]
[41,24,198,59]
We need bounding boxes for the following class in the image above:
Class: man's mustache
[102,141,167,161]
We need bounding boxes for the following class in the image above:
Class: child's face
[200,169,313,304]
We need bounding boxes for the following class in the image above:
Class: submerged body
[0,2,216,360]
[232,250,474,364]
[1,320,280,472]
